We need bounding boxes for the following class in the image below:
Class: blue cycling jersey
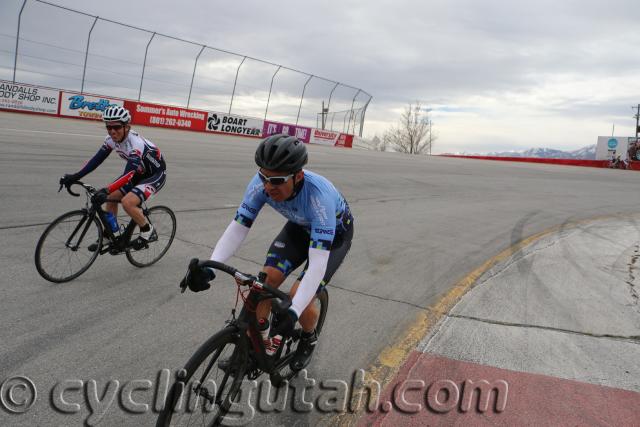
[235,170,353,251]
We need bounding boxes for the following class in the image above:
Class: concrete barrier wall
[0,80,353,148]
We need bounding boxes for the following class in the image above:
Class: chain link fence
[0,0,372,135]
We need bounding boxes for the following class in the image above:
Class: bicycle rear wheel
[126,205,176,267]
[271,287,329,385]
[156,327,248,427]
[34,209,103,283]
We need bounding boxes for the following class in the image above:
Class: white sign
[60,92,124,120]
[0,81,59,115]
[311,129,340,146]
[595,136,631,160]
[205,112,263,137]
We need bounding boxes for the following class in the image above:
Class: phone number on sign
[148,116,192,128]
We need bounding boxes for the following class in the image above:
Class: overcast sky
[4,0,640,153]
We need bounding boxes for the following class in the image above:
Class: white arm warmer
[210,220,250,263]
[290,248,330,318]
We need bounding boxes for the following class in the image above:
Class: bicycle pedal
[130,238,148,251]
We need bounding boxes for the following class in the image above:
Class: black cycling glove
[59,173,80,187]
[180,258,216,292]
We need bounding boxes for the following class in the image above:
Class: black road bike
[155,259,329,427]
[35,181,176,283]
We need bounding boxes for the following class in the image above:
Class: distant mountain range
[473,145,596,160]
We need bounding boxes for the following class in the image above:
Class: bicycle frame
[63,181,150,255]
[190,261,300,380]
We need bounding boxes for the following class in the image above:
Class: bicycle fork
[65,210,94,251]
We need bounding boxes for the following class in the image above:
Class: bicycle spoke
[35,210,102,283]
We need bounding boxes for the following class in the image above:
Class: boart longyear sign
[206,112,263,137]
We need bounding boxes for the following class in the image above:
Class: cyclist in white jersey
[181,134,354,371]
[60,106,166,245]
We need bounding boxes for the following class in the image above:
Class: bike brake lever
[180,258,200,293]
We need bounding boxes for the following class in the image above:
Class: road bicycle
[34,181,176,283]
[608,155,629,170]
[155,259,329,426]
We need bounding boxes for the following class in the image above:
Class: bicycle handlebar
[181,258,292,309]
[58,181,96,198]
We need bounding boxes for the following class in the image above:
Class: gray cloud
[2,0,639,151]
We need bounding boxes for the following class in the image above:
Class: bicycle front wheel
[156,327,249,427]
[35,209,103,283]
[126,205,176,267]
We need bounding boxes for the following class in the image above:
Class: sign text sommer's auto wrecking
[0,81,59,115]
[59,92,124,120]
[206,112,263,137]
[125,101,207,131]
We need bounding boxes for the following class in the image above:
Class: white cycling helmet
[102,105,131,123]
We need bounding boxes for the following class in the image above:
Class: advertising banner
[595,136,630,160]
[205,112,263,137]
[126,101,207,131]
[309,129,354,148]
[0,81,59,115]
[263,120,311,143]
[60,92,124,120]
[335,133,354,148]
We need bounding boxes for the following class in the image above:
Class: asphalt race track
[1,111,640,426]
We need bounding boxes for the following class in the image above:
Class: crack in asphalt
[175,234,429,309]
[626,243,640,309]
[448,313,640,344]
[0,206,238,231]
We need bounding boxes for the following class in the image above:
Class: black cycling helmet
[255,134,308,173]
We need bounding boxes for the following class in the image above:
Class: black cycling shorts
[264,221,353,288]
[121,170,167,202]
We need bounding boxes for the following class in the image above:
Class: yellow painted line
[329,213,627,426]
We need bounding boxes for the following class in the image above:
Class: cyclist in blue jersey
[182,133,354,371]
[59,106,166,248]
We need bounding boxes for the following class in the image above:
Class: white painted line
[0,128,101,138]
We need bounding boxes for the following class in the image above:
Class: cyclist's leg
[257,221,308,321]
[289,225,353,370]
[292,224,354,332]
[122,171,166,227]
[105,190,123,216]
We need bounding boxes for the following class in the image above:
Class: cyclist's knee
[121,193,141,211]
[262,266,285,287]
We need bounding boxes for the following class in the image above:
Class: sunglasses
[258,170,294,186]
[105,124,124,131]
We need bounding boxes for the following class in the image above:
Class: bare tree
[384,101,436,154]
[371,135,389,152]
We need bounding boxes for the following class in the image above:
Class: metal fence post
[80,16,99,94]
[326,82,339,118]
[347,89,361,134]
[359,95,372,136]
[138,32,156,101]
[264,65,281,120]
[13,0,28,83]
[229,56,246,114]
[187,45,206,108]
[296,74,313,125]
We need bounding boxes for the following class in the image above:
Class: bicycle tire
[156,326,248,427]
[271,287,329,386]
[126,205,176,268]
[315,287,329,335]
[34,209,103,283]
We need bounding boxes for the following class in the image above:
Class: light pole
[634,104,640,140]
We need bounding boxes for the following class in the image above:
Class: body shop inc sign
[0,82,59,115]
